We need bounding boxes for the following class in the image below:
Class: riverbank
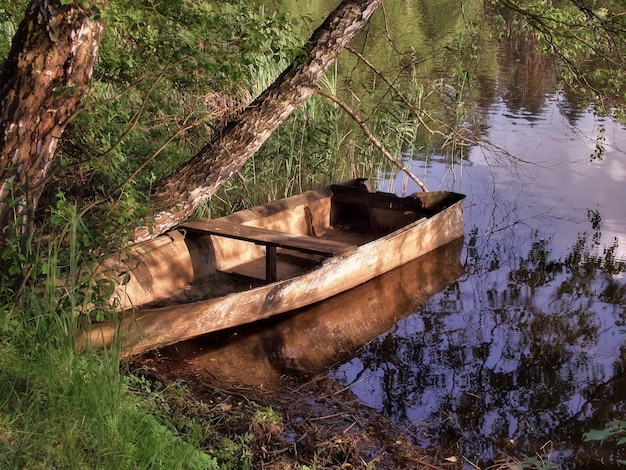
[132,349,443,469]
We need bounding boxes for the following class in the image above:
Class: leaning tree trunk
[0,0,106,240]
[135,0,382,243]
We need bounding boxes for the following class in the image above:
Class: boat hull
[81,182,465,356]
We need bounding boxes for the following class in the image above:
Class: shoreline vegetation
[0,337,436,469]
[2,0,625,467]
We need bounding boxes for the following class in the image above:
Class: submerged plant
[584,420,626,465]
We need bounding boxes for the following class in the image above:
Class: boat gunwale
[81,186,466,356]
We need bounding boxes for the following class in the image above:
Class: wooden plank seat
[179,219,357,282]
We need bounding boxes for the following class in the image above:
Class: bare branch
[314,86,429,192]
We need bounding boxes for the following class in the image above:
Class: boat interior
[103,180,463,310]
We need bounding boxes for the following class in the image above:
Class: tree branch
[314,86,429,192]
[133,0,383,242]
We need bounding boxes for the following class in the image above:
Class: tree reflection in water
[332,209,626,468]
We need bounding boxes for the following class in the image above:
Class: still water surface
[197,2,626,467]
[329,41,626,469]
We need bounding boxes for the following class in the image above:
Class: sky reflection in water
[331,84,626,467]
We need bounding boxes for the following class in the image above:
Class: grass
[0,209,249,469]
[0,344,220,469]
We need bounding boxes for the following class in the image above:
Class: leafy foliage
[34,0,300,220]
[494,0,626,122]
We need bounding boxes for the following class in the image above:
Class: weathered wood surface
[81,190,465,357]
[180,219,356,282]
[157,238,465,388]
[180,219,356,256]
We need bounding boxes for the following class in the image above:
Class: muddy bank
[131,346,444,470]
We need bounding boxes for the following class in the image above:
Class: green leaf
[584,428,614,441]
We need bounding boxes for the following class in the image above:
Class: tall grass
[0,346,218,468]
[202,41,486,217]
[196,87,405,218]
[0,206,228,469]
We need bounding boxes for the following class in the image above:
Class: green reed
[0,204,245,469]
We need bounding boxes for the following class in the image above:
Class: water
[203,1,626,467]
[330,48,626,468]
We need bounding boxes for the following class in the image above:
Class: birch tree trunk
[135,0,382,243]
[0,0,381,244]
[0,0,106,240]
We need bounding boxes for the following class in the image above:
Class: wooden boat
[143,238,465,389]
[81,179,465,356]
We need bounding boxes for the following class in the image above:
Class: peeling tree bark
[0,0,106,240]
[135,0,382,243]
